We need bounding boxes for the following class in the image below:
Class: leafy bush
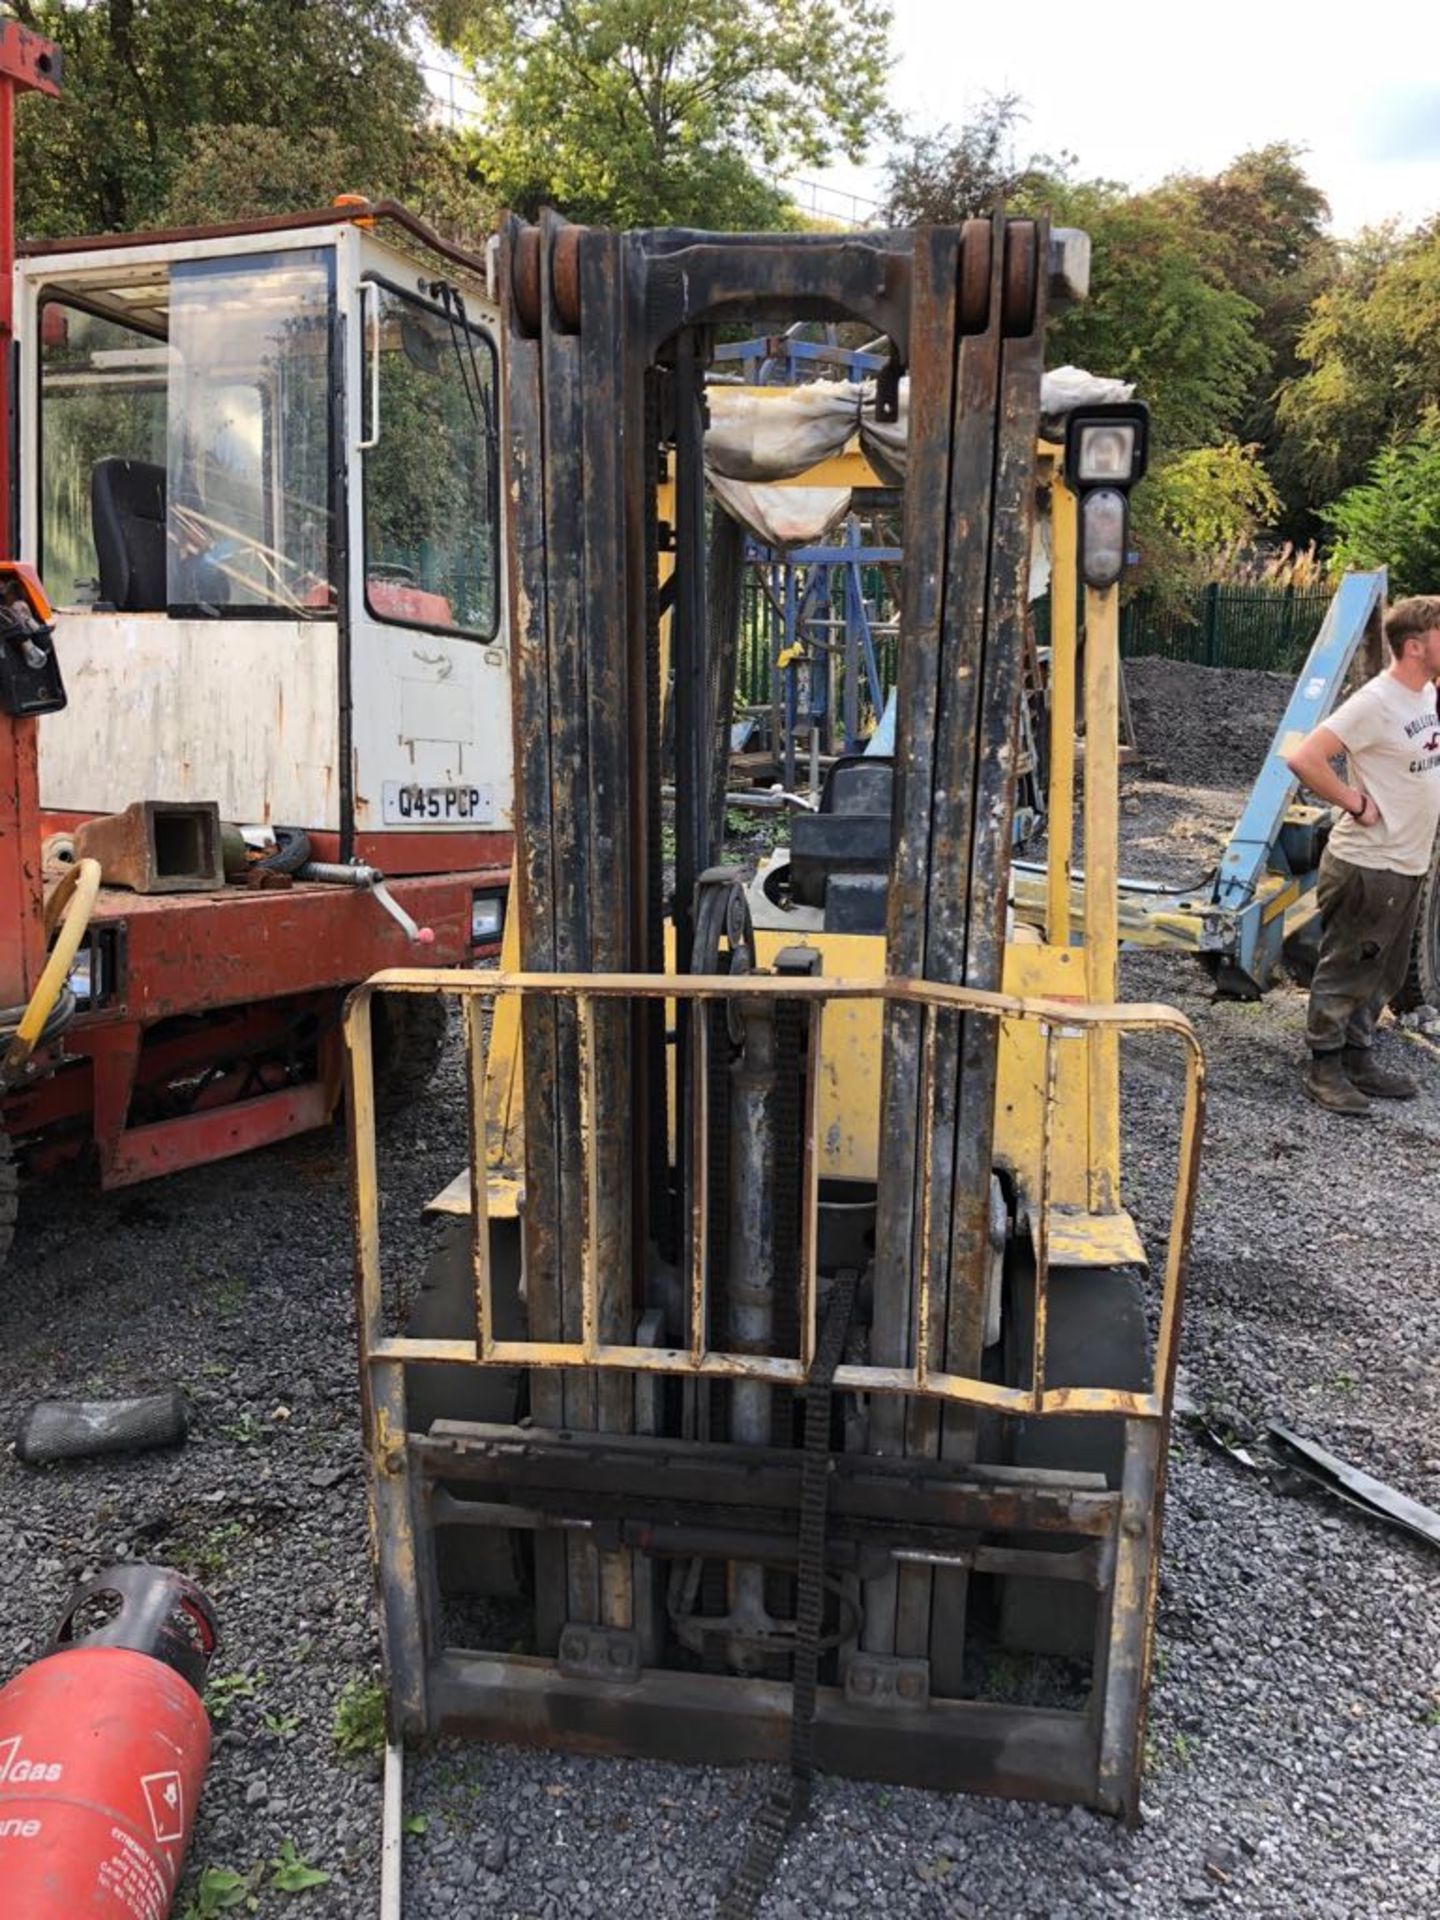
[1324,419,1440,598]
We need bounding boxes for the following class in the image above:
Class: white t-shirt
[1325,671,1440,876]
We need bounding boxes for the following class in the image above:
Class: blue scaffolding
[715,329,900,788]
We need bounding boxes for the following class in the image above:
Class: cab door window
[39,304,168,607]
[37,247,336,617]
[167,248,335,614]
[361,280,499,639]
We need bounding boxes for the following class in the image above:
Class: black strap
[721,1266,859,1919]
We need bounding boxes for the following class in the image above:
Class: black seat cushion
[91,457,166,612]
[790,755,896,911]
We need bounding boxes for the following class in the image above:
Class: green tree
[880,90,1071,226]
[1276,219,1440,507]
[882,102,1268,456]
[1154,144,1334,539]
[11,1,477,237]
[1131,441,1281,595]
[1039,179,1268,455]
[1323,418,1440,599]
[154,123,495,245]
[1156,145,1333,434]
[883,99,1281,601]
[426,0,895,229]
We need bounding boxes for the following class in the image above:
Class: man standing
[1284,595,1440,1115]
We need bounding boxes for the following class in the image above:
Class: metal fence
[736,580,1335,726]
[1040,584,1335,674]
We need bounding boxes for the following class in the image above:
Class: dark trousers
[1306,849,1424,1054]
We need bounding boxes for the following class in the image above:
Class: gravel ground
[2,659,1438,1919]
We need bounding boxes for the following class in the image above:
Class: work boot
[1303,1052,1370,1116]
[1341,1046,1418,1101]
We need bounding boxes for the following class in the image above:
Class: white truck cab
[15,202,512,873]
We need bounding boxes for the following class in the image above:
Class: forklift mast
[505,213,1048,1354]
[347,214,1205,1850]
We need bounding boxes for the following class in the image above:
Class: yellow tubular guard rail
[348,969,1205,1425]
[2,856,102,1080]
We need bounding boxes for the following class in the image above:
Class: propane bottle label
[0,1733,63,1782]
[140,1769,185,1844]
[97,1824,170,1920]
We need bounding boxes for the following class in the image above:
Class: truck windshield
[37,246,334,617]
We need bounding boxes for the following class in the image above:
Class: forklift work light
[1076,422,1137,485]
[1064,402,1148,492]
[1080,487,1127,589]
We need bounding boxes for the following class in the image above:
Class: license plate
[381,782,495,825]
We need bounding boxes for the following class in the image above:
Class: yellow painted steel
[1082,582,1122,1214]
[480,902,524,1174]
[1044,454,1079,946]
[1044,1207,1148,1269]
[996,940,1092,1210]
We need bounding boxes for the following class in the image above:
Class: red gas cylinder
[0,1564,218,1918]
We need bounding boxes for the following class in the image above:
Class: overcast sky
[812,0,1440,235]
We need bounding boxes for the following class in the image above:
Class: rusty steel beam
[427,1652,1106,1808]
[413,1423,1120,1539]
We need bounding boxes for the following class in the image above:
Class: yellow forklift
[345,215,1204,1879]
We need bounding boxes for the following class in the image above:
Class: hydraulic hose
[2,856,100,1082]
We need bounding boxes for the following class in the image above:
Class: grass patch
[333,1673,386,1759]
[205,1668,263,1724]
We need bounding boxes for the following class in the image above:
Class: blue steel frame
[724,331,899,772]
[1209,567,1386,992]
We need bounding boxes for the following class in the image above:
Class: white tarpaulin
[705,384,863,483]
[704,365,1136,582]
[706,474,852,549]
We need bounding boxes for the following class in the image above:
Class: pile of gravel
[0,1037,472,1916]
[1124,657,1295,791]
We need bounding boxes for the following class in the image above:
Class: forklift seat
[91,457,167,612]
[789,754,895,931]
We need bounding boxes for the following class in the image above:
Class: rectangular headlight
[471,892,504,944]
[1064,401,1149,491]
[1077,421,1138,485]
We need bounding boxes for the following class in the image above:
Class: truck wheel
[0,1131,15,1271]
[1392,839,1440,1014]
[999,1257,1150,1659]
[370,991,449,1117]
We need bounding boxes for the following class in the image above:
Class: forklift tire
[404,1216,525,1432]
[0,1130,15,1272]
[1391,840,1440,1014]
[369,991,449,1117]
[999,1259,1149,1660]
